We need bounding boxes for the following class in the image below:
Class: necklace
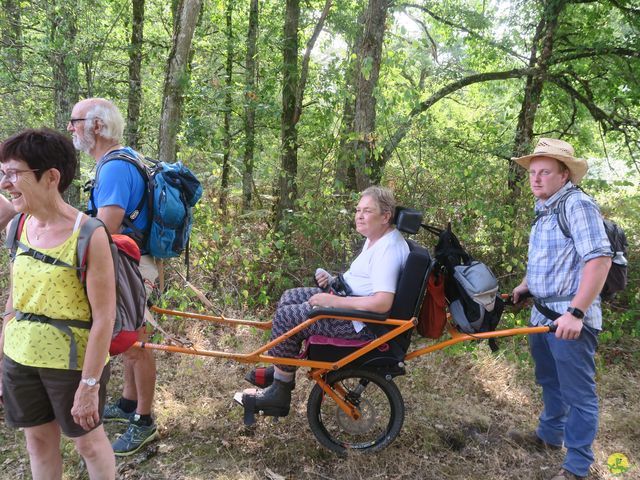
[33,226,46,240]
[30,219,49,241]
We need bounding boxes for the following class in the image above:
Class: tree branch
[397,2,528,62]
[547,74,640,132]
[380,68,535,163]
[551,46,640,64]
[294,0,332,124]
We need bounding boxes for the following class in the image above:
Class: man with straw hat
[509,138,612,480]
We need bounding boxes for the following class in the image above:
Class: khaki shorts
[2,356,110,438]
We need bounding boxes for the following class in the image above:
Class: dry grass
[1,319,639,480]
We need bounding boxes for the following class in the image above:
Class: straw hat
[512,138,588,184]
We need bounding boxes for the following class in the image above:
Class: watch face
[83,377,98,386]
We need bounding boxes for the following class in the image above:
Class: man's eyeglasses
[68,118,88,126]
[0,168,40,183]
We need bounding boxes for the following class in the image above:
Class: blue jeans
[528,326,599,477]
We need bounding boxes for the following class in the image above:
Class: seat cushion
[303,335,400,367]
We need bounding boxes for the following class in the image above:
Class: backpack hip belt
[15,311,90,370]
[532,295,574,322]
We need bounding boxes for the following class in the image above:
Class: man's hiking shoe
[549,468,586,480]
[103,403,135,424]
[235,379,294,426]
[245,366,295,390]
[112,421,159,456]
[507,429,562,451]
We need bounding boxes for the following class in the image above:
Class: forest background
[0,0,639,479]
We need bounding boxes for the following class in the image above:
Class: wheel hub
[335,398,377,434]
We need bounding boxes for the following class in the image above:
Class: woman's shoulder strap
[5,212,27,258]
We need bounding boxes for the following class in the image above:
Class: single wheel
[306,368,404,454]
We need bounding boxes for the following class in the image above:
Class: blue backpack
[88,150,203,258]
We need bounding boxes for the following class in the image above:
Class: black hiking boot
[236,379,294,425]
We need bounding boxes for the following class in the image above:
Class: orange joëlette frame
[138,304,550,417]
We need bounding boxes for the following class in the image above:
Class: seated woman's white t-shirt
[342,228,410,332]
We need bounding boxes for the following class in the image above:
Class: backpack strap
[531,186,582,237]
[76,217,111,284]
[15,311,90,370]
[5,213,79,271]
[89,150,150,247]
[5,215,113,369]
[532,295,574,322]
[5,212,27,260]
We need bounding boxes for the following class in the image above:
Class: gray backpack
[449,261,500,334]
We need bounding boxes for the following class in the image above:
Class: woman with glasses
[0,129,116,480]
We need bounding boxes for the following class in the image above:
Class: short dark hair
[0,128,77,193]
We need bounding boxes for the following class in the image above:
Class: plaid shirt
[526,182,612,329]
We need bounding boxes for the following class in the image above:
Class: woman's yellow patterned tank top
[4,215,92,370]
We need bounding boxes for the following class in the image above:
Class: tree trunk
[334,11,364,192]
[274,0,332,226]
[509,0,567,192]
[220,0,233,216]
[126,0,145,149]
[1,0,25,133]
[353,0,390,190]
[158,0,203,163]
[48,1,80,206]
[242,0,259,211]
[274,0,300,227]
[2,0,22,67]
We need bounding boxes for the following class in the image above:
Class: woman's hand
[308,292,338,308]
[314,268,332,289]
[71,383,100,431]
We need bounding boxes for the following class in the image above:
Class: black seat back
[388,239,432,320]
[365,239,433,358]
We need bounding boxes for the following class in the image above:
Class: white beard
[73,128,96,154]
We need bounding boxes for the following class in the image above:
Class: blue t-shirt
[88,147,150,239]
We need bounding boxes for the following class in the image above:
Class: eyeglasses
[68,118,88,126]
[0,168,40,183]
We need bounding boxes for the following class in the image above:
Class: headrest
[394,207,423,234]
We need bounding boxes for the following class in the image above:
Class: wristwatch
[566,306,585,319]
[81,377,99,388]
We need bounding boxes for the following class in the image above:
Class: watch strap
[566,306,585,319]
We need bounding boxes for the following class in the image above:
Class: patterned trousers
[269,287,375,372]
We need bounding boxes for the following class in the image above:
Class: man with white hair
[510,138,612,480]
[68,98,159,456]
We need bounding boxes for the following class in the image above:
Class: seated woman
[241,186,410,416]
[0,129,116,480]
